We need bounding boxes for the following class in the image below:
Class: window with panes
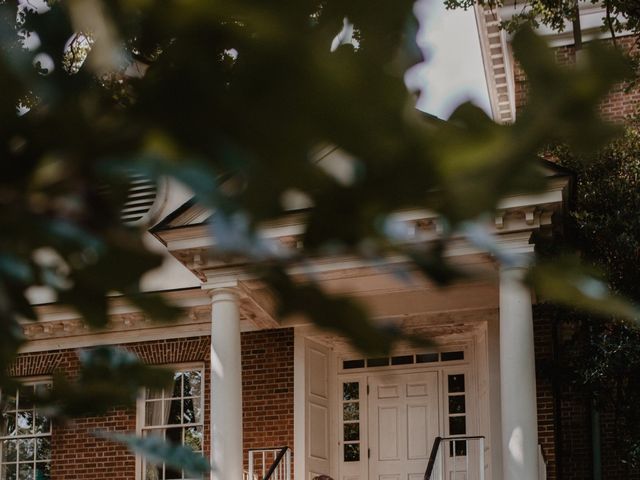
[341,381,361,462]
[0,382,51,480]
[141,367,204,480]
[446,373,467,456]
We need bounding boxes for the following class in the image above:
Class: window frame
[0,376,53,480]
[136,363,205,480]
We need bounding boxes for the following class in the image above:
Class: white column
[499,265,539,480]
[209,288,243,480]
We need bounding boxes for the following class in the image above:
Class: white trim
[331,336,483,480]
[18,325,212,354]
[293,327,306,480]
[336,345,471,374]
[8,375,52,385]
[333,360,480,480]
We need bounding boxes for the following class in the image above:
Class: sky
[407,0,491,119]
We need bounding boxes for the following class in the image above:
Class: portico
[147,164,569,480]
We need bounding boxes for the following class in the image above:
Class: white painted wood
[487,310,504,480]
[337,374,368,480]
[210,288,243,480]
[538,445,547,480]
[441,366,477,480]
[294,328,307,480]
[499,266,539,480]
[475,326,493,480]
[368,371,439,480]
[305,338,333,480]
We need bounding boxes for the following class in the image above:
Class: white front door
[368,371,440,480]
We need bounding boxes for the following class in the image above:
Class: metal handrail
[248,446,291,480]
[424,437,443,480]
[424,435,486,480]
[263,446,289,480]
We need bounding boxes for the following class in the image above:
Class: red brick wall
[514,34,640,122]
[533,315,557,480]
[242,328,295,473]
[8,329,295,479]
[556,385,591,479]
[51,408,136,479]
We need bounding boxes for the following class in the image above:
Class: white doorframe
[295,323,492,480]
[334,345,480,480]
[294,327,306,480]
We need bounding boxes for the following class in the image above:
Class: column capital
[202,266,256,290]
[498,252,533,275]
[204,286,240,300]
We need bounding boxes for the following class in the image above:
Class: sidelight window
[341,382,361,462]
[446,373,467,456]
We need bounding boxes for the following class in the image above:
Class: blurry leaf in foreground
[45,346,172,416]
[98,154,220,209]
[0,283,26,387]
[406,240,468,287]
[461,221,523,268]
[513,27,633,155]
[264,266,431,355]
[57,230,168,328]
[527,256,640,321]
[126,293,183,323]
[98,432,211,476]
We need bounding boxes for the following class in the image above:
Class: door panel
[368,371,439,480]
[378,407,399,460]
[407,405,429,459]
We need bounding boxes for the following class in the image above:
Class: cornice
[21,287,281,352]
[475,4,516,124]
[166,183,565,277]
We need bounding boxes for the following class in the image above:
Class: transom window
[342,349,465,371]
[141,367,204,480]
[0,382,52,480]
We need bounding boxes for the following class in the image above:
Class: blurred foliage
[553,127,640,299]
[102,432,210,476]
[537,127,640,469]
[43,346,173,417]
[0,0,638,470]
[447,0,640,36]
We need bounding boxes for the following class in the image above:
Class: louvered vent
[121,174,158,224]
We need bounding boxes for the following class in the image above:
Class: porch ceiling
[238,253,499,328]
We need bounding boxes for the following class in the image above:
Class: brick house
[3,4,638,480]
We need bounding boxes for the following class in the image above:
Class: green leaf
[527,256,640,321]
[126,293,183,323]
[264,266,431,355]
[406,240,468,286]
[45,347,173,416]
[100,432,211,476]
